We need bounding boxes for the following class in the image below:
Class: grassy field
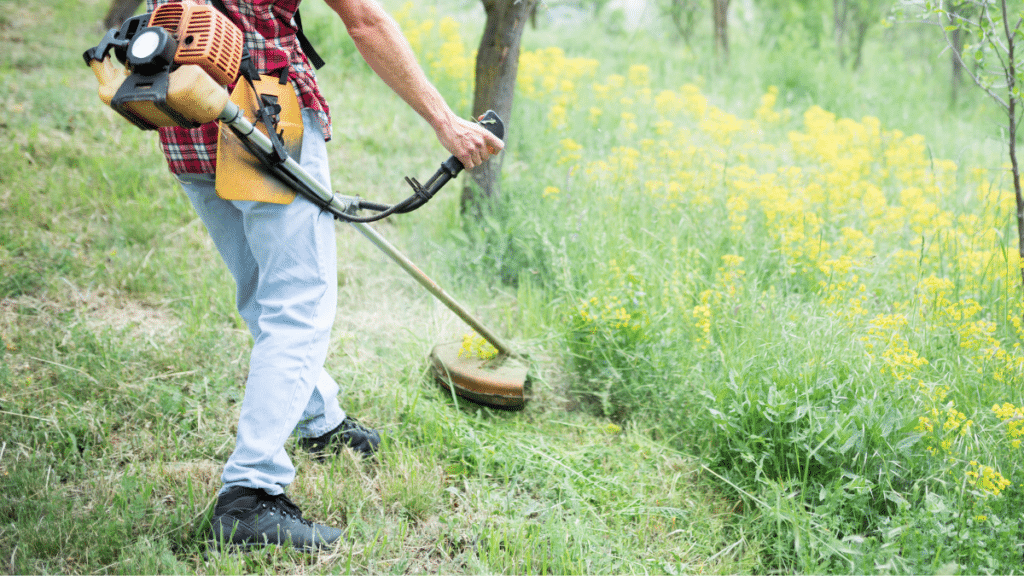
[2,0,1022,573]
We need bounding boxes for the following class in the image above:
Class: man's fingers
[484,130,505,152]
[442,118,505,170]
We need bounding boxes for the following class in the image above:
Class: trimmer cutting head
[429,341,529,410]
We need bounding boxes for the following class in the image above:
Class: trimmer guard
[429,341,528,410]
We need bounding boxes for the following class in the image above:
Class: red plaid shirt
[147,0,331,174]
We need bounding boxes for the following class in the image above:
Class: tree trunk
[850,19,869,70]
[104,0,143,29]
[711,0,730,61]
[668,0,701,46]
[1000,0,1024,288]
[833,0,849,65]
[1011,95,1022,289]
[947,0,965,104]
[462,0,535,213]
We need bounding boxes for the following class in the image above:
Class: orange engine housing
[149,0,243,85]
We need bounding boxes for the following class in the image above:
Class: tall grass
[394,1,1024,572]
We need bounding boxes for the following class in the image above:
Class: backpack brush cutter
[83,0,529,409]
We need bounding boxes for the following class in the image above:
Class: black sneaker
[208,486,342,552]
[299,416,381,460]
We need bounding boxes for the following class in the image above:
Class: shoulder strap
[293,10,325,70]
[208,0,325,70]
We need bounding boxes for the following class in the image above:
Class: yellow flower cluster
[755,86,790,124]
[991,403,1024,449]
[862,313,928,382]
[687,256,746,350]
[393,4,474,109]
[519,47,599,104]
[397,2,1022,307]
[575,259,650,342]
[458,332,498,360]
[913,386,1008,496]
[966,460,1012,497]
[692,296,713,350]
[819,255,869,322]
[717,255,746,299]
[558,138,584,166]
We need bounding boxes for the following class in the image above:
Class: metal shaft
[218,101,516,357]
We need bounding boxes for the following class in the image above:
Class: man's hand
[435,115,505,171]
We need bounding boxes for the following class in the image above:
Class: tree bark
[850,19,869,70]
[462,0,535,213]
[711,0,730,61]
[946,0,965,104]
[834,0,849,65]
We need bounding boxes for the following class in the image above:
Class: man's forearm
[339,2,456,132]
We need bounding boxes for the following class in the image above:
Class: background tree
[662,0,704,45]
[755,0,885,69]
[946,0,966,102]
[754,0,830,49]
[832,0,889,69]
[931,0,1022,286]
[712,0,730,60]
[462,0,538,212]
[943,0,982,103]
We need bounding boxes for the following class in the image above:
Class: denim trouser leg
[176,109,345,495]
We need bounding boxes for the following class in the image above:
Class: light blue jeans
[177,109,345,495]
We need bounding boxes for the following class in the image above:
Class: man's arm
[321,0,503,169]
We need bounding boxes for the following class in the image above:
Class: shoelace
[257,492,313,527]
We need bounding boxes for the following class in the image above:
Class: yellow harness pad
[216,75,302,204]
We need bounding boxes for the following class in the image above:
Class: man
[146,0,503,551]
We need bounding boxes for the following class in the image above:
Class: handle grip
[399,110,505,209]
[445,109,505,178]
